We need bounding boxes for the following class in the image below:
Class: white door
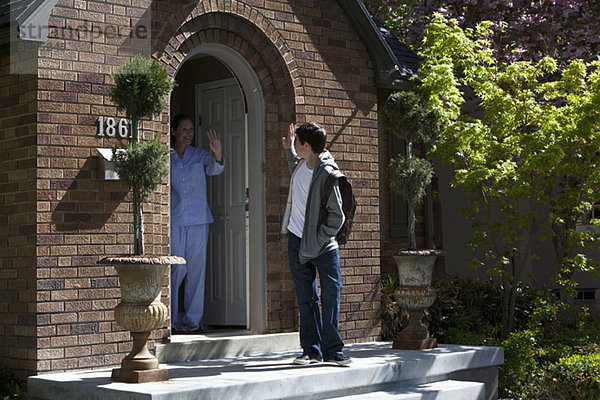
[196,79,248,326]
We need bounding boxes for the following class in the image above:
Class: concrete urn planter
[99,255,185,383]
[392,249,445,350]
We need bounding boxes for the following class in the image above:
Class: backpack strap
[321,169,344,213]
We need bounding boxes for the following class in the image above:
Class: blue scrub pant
[170,224,209,327]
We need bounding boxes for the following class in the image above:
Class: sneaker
[181,323,202,332]
[325,354,352,366]
[292,354,321,365]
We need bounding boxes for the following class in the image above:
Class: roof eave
[336,0,403,87]
[2,0,60,42]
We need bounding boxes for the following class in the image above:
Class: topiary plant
[383,90,440,249]
[108,56,176,255]
[108,55,175,140]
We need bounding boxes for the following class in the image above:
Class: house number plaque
[96,116,132,139]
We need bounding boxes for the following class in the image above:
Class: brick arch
[153,10,300,333]
[153,0,302,101]
[154,10,296,128]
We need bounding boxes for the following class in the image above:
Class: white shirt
[287,161,313,237]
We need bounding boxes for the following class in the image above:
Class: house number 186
[97,116,132,139]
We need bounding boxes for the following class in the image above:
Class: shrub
[0,362,23,400]
[499,330,543,399]
[545,352,600,400]
[381,275,600,398]
[380,273,408,340]
[426,277,501,344]
[381,275,541,344]
[499,300,600,399]
[425,277,540,344]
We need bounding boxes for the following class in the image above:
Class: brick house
[0,0,426,380]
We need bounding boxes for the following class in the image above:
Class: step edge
[312,379,486,400]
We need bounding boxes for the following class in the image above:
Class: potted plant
[383,90,444,350]
[98,56,184,383]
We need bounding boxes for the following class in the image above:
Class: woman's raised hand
[207,128,223,163]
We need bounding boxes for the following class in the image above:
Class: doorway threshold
[170,327,251,342]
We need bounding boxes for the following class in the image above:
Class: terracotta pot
[392,250,445,350]
[99,255,185,383]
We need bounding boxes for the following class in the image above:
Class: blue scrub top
[170,145,225,226]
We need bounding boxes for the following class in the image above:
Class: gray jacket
[281,148,345,264]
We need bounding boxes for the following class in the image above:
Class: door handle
[245,187,249,212]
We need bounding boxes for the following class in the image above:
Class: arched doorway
[171,44,266,334]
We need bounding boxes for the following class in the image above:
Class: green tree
[108,56,176,255]
[363,0,600,68]
[417,14,600,336]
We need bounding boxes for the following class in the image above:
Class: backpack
[320,169,357,246]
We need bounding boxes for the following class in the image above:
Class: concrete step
[328,380,485,400]
[156,331,300,362]
[28,342,503,400]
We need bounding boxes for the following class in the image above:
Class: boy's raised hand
[282,123,296,149]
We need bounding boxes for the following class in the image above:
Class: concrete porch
[27,333,503,400]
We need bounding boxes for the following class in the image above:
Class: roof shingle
[372,16,419,80]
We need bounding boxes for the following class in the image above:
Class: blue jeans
[288,233,344,360]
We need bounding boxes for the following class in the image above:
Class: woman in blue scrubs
[170,114,224,332]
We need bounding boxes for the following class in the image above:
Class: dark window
[576,289,596,301]
[582,202,600,224]
[592,203,600,219]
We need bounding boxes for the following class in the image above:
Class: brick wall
[1,0,382,376]
[0,47,38,381]
[32,0,171,374]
